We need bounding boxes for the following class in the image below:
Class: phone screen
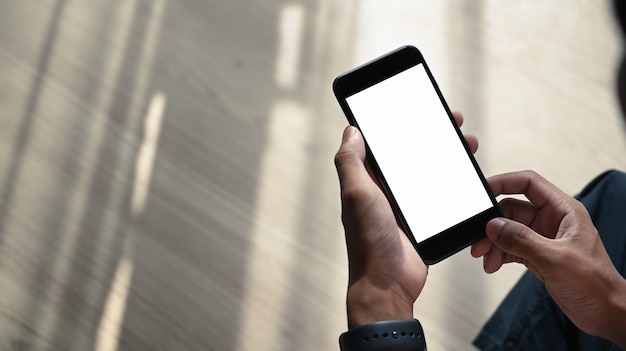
[344,63,493,244]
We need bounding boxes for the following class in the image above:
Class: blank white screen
[346,64,493,243]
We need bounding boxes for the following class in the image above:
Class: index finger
[451,111,479,154]
[452,111,464,127]
[487,170,571,209]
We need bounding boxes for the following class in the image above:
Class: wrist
[339,319,426,351]
[346,279,413,329]
[600,276,626,348]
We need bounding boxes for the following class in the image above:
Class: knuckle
[334,148,350,170]
[523,169,540,178]
[519,169,543,183]
[517,169,537,178]
[334,145,361,175]
[571,200,591,217]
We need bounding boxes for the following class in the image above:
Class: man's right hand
[471,170,626,347]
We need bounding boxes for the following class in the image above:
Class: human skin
[334,111,477,328]
[471,171,626,348]
[335,113,626,348]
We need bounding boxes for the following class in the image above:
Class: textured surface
[0,1,624,350]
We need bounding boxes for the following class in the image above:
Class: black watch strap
[339,319,426,351]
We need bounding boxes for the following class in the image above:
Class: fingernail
[342,126,357,143]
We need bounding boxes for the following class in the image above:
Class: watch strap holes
[362,329,417,343]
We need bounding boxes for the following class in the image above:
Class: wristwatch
[339,319,427,351]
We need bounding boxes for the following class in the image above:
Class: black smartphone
[333,45,501,265]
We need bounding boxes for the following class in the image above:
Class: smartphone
[333,45,500,264]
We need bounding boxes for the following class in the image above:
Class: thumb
[341,125,359,145]
[334,126,367,185]
[486,218,552,268]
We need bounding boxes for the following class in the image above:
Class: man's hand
[336,111,477,328]
[471,171,626,347]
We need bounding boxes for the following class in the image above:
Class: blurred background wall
[0,0,624,350]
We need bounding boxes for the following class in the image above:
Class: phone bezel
[332,45,501,265]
